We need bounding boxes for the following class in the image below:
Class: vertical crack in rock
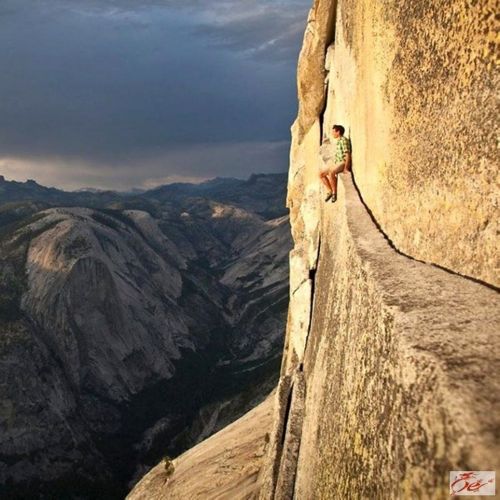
[306,235,321,342]
[274,373,306,500]
[279,387,294,451]
[258,373,307,500]
[259,234,321,499]
[319,80,329,139]
[296,0,338,143]
[258,375,292,499]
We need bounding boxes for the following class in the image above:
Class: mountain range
[0,173,291,499]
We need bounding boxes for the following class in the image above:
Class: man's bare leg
[320,171,334,200]
[328,163,345,202]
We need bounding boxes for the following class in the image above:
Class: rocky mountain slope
[0,173,291,498]
[128,395,274,500]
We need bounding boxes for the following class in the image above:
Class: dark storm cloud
[0,0,311,189]
[192,2,309,62]
[48,0,310,61]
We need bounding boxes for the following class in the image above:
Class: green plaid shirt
[335,136,351,163]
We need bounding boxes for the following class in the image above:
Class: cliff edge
[260,0,499,498]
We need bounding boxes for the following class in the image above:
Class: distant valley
[0,173,291,498]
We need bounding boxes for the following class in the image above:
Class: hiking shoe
[331,193,337,203]
[324,192,333,202]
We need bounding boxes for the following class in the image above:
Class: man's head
[332,125,345,138]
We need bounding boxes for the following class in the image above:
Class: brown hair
[332,125,345,135]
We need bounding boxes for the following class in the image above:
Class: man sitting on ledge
[319,124,351,203]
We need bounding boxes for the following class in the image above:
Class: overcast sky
[0,0,311,190]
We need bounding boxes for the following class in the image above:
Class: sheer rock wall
[296,0,498,287]
[259,0,499,498]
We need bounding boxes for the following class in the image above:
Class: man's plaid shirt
[335,136,351,163]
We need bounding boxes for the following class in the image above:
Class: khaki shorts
[320,161,345,174]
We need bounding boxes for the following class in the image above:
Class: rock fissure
[350,171,500,294]
[257,375,293,498]
[273,373,306,500]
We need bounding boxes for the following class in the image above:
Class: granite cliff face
[129,1,499,498]
[294,0,498,287]
[261,0,499,498]
[0,174,291,498]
